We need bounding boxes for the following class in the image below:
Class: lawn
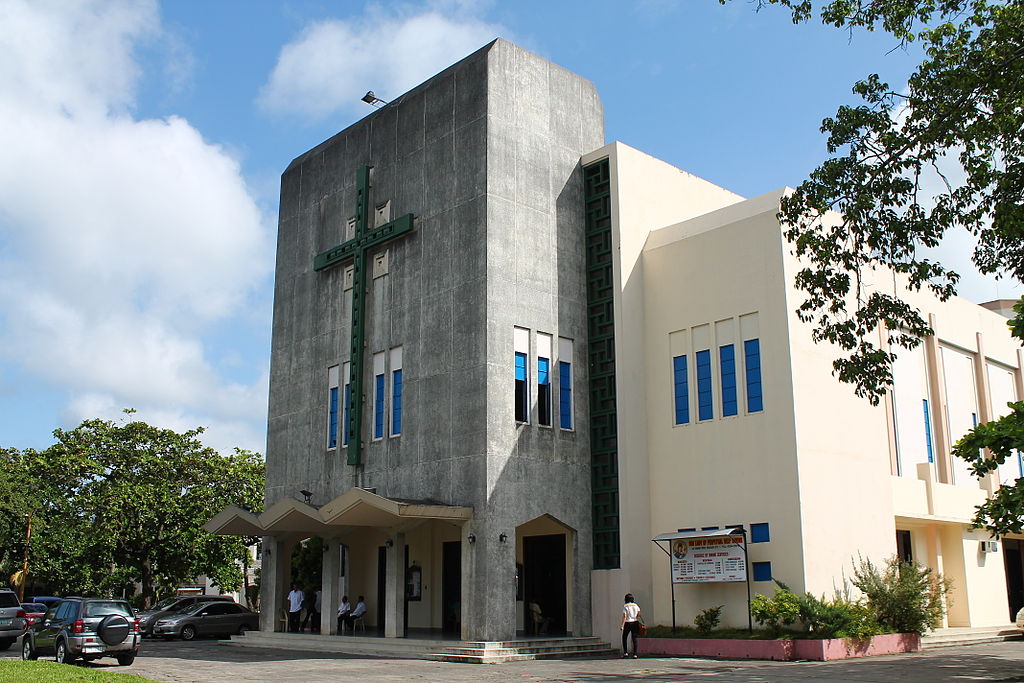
[0,661,160,682]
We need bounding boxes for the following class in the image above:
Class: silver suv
[0,590,27,650]
[22,597,141,666]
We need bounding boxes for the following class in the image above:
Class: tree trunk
[140,558,153,609]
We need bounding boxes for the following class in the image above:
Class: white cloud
[0,0,272,453]
[259,5,506,120]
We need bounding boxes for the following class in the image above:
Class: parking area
[3,636,1024,682]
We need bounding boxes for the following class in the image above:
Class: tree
[726,0,1024,534]
[22,411,264,606]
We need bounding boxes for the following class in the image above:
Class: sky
[1,0,1020,456]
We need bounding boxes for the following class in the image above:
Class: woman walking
[620,593,642,658]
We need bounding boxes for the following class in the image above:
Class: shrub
[693,605,723,634]
[793,589,880,639]
[750,586,800,635]
[851,555,950,634]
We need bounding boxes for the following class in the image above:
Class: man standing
[287,583,304,633]
[311,588,323,633]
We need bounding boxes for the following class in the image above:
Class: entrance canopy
[652,528,746,543]
[205,487,473,537]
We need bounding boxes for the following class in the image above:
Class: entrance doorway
[1004,539,1024,620]
[522,534,566,636]
[377,546,387,634]
[442,541,461,635]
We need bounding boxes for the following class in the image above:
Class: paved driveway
[3,636,1023,682]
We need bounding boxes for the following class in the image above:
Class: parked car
[21,597,141,666]
[136,594,234,636]
[20,603,48,628]
[152,601,258,640]
[29,596,63,610]
[0,590,27,651]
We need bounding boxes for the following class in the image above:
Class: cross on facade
[314,166,415,465]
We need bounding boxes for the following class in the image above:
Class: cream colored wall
[640,195,805,628]
[582,142,746,633]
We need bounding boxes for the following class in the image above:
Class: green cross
[314,166,415,465]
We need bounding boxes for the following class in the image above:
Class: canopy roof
[205,487,472,537]
[652,527,746,542]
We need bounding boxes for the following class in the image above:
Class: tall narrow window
[720,344,737,417]
[558,337,573,430]
[696,349,713,421]
[514,327,530,423]
[515,352,528,423]
[537,334,552,426]
[390,346,403,437]
[373,352,385,440]
[744,338,763,413]
[923,399,934,463]
[673,355,690,425]
[342,362,351,446]
[327,365,340,449]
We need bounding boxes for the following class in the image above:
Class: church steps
[921,625,1021,649]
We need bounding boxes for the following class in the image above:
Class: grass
[0,661,160,682]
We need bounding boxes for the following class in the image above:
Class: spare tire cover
[98,615,130,645]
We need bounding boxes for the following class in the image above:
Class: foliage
[0,660,159,682]
[852,555,951,633]
[723,0,1024,535]
[291,536,324,590]
[1,411,264,606]
[694,604,724,634]
[750,586,801,635]
[785,582,881,639]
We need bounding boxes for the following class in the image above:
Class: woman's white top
[623,602,640,622]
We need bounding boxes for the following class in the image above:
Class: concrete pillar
[923,314,952,483]
[260,536,294,633]
[321,537,342,635]
[384,532,405,638]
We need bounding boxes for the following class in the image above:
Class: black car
[22,597,141,666]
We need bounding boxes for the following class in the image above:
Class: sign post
[652,527,751,633]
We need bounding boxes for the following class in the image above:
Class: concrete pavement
[3,636,1023,682]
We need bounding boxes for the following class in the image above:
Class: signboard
[670,535,746,583]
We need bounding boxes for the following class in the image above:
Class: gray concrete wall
[266,39,604,641]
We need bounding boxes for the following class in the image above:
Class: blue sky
[1,0,1019,455]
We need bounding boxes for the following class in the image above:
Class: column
[321,538,342,635]
[384,531,405,638]
[260,536,294,633]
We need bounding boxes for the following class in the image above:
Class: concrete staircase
[921,624,1021,649]
[224,632,616,663]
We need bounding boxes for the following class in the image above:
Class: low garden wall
[638,632,921,661]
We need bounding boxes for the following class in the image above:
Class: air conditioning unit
[980,540,1000,553]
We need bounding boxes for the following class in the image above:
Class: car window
[22,603,47,612]
[0,593,19,608]
[83,601,133,618]
[224,604,244,614]
[54,602,76,620]
[152,598,179,611]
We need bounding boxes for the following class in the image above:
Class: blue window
[923,399,934,463]
[538,357,551,426]
[374,373,385,439]
[744,339,763,413]
[720,344,737,417]
[328,386,339,448]
[696,349,713,421]
[515,352,528,422]
[751,523,770,543]
[342,383,351,446]
[701,526,719,531]
[673,355,690,425]
[391,369,403,436]
[677,528,696,533]
[753,561,773,582]
[559,361,573,429]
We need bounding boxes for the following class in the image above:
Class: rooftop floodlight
[299,489,313,505]
[361,91,387,108]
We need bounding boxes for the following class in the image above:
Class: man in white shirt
[287,583,304,633]
[337,595,352,633]
[341,595,367,632]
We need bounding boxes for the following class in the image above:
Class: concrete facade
[261,39,603,641]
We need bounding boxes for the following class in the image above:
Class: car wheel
[55,639,75,665]
[180,624,197,641]
[21,637,37,661]
[116,651,136,666]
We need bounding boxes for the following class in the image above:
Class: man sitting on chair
[345,595,367,631]
[336,595,351,633]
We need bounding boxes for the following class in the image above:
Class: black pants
[622,621,640,654]
[287,610,301,632]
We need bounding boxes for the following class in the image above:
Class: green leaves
[727,0,1024,535]
[1,412,264,605]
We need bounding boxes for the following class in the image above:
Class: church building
[207,39,1024,649]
